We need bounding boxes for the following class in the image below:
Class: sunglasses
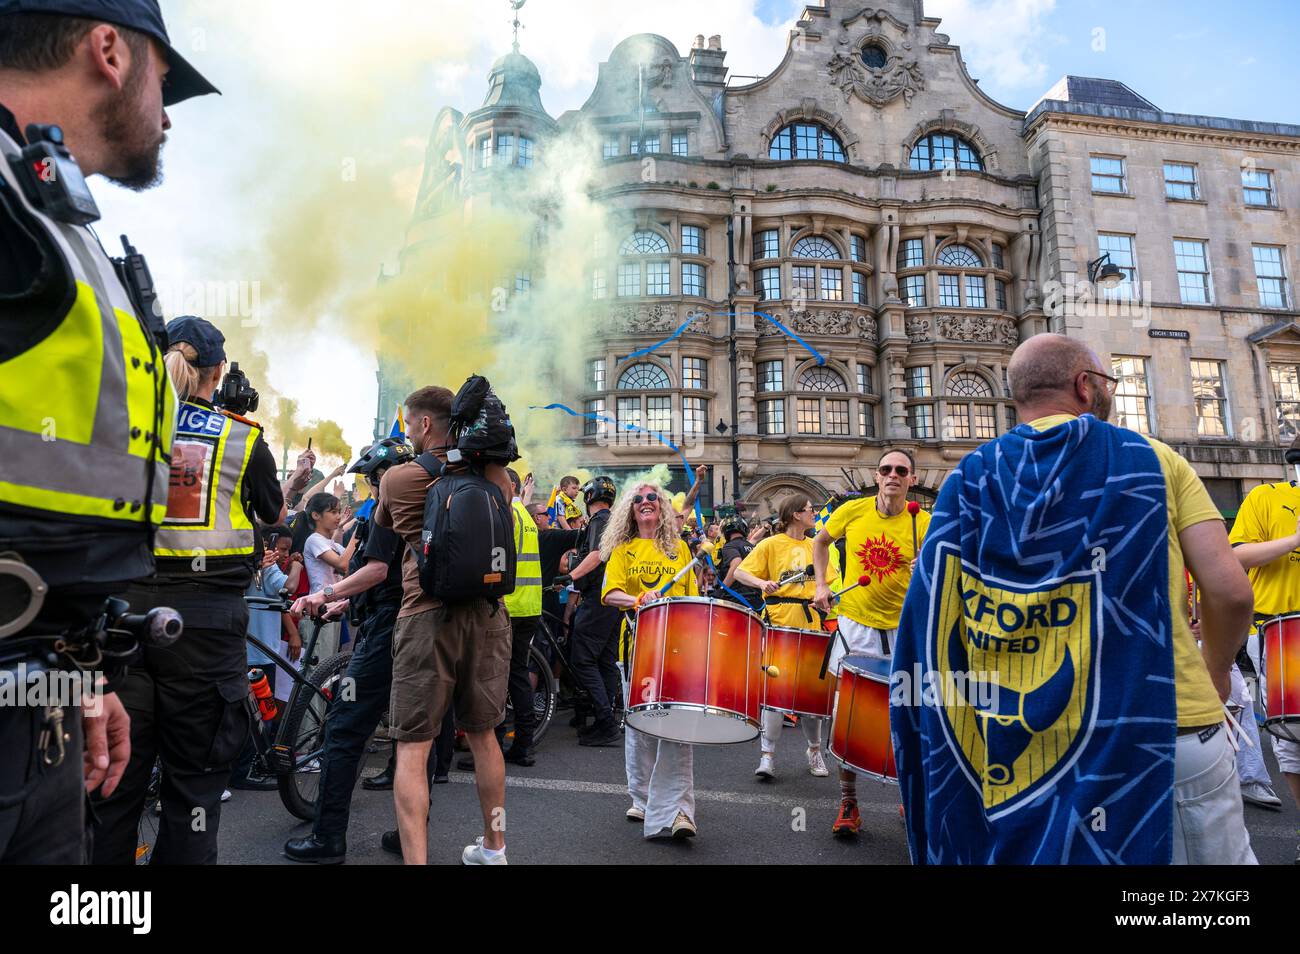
[878,465,911,477]
[632,493,660,504]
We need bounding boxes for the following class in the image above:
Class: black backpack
[413,453,516,605]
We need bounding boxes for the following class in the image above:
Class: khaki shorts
[390,603,512,741]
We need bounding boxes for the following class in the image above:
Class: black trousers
[498,614,538,749]
[91,582,249,865]
[0,702,87,863]
[568,598,623,723]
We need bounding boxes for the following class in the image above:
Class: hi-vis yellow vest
[153,401,257,560]
[503,498,541,617]
[0,128,176,527]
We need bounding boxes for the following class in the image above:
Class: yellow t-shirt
[1227,482,1300,617]
[601,537,700,603]
[1030,415,1223,727]
[739,533,842,629]
[824,495,930,629]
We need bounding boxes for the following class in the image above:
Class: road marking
[443,772,901,814]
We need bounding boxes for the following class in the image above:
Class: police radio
[6,123,100,226]
[216,362,260,416]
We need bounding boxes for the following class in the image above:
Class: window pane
[592,270,607,299]
[646,261,670,296]
[939,274,961,307]
[1098,233,1137,300]
[617,362,670,389]
[517,137,534,168]
[898,238,925,269]
[757,266,781,301]
[682,396,707,434]
[1271,365,1300,441]
[616,263,640,296]
[820,267,843,301]
[1190,360,1228,437]
[908,404,934,439]
[1174,239,1211,304]
[681,225,704,255]
[754,230,780,260]
[646,395,672,433]
[620,230,670,255]
[947,371,994,397]
[796,398,822,434]
[911,133,982,171]
[793,236,839,260]
[1164,162,1198,200]
[583,399,607,436]
[974,404,997,440]
[798,367,848,392]
[859,402,875,438]
[964,274,987,308]
[495,133,514,166]
[771,124,844,162]
[791,266,816,300]
[671,132,689,157]
[937,244,982,267]
[857,363,873,394]
[995,279,1007,310]
[682,262,704,297]
[946,406,971,440]
[907,366,932,397]
[901,274,926,307]
[588,358,606,391]
[1254,245,1288,308]
[1111,355,1151,435]
[850,235,867,263]
[478,136,493,168]
[852,271,868,305]
[1090,155,1126,192]
[617,396,641,429]
[991,244,1005,269]
[682,357,708,390]
[826,399,850,436]
[758,399,785,434]
[758,360,784,392]
[602,136,619,159]
[1243,168,1275,206]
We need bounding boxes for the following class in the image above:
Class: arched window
[944,369,999,441]
[910,132,983,172]
[937,244,982,268]
[792,236,841,260]
[617,362,671,390]
[798,367,848,392]
[946,371,995,398]
[769,123,846,163]
[619,230,670,255]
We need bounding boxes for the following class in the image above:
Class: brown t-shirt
[373,457,517,619]
[374,460,440,619]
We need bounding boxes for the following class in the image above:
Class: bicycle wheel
[277,650,351,820]
[134,758,162,864]
[502,642,557,748]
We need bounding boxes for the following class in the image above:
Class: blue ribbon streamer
[527,402,750,604]
[712,310,826,366]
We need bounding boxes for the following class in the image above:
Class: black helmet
[582,475,617,507]
[349,437,415,478]
[720,514,749,538]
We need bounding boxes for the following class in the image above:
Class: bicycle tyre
[528,643,557,746]
[277,650,352,820]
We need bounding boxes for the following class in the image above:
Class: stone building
[380,0,1299,519]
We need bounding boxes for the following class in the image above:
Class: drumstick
[815,575,872,679]
[656,556,700,596]
[832,574,872,602]
[907,500,920,564]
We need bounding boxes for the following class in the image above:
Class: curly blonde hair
[599,481,680,561]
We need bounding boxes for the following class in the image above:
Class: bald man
[892,334,1257,865]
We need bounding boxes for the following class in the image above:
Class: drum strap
[764,595,825,627]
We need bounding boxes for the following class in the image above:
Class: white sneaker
[626,804,645,822]
[754,753,776,779]
[461,836,508,865]
[671,812,697,839]
[1240,781,1283,810]
[220,789,232,803]
[807,747,829,777]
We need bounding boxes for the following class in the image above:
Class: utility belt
[763,595,825,626]
[0,691,81,809]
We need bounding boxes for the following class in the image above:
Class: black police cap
[0,0,219,106]
[166,315,225,367]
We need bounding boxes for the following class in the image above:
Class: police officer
[92,316,302,865]
[0,1,217,863]
[562,476,624,747]
[283,436,422,864]
[499,468,543,765]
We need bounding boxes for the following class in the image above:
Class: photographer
[0,2,217,863]
[92,316,307,865]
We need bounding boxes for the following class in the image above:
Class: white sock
[480,842,505,858]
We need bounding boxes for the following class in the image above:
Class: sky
[90,0,1300,461]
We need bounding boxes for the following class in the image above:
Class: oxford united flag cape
[892,414,1177,864]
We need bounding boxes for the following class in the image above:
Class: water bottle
[248,668,278,722]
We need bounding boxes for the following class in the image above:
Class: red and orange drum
[627,597,765,744]
[1261,614,1300,743]
[760,625,836,719]
[829,654,897,782]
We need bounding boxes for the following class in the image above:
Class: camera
[7,124,100,226]
[216,362,260,416]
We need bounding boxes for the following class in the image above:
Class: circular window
[860,44,888,69]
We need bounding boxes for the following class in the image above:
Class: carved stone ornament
[756,308,877,342]
[609,304,707,336]
[915,313,1019,345]
[827,42,925,108]
[647,57,674,89]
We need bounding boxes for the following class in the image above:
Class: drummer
[734,494,841,780]
[601,481,702,840]
[1228,467,1300,828]
[812,448,931,837]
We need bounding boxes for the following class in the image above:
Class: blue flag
[891,414,1176,864]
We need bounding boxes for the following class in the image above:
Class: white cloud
[924,0,1060,94]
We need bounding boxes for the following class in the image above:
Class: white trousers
[625,726,694,836]
[1228,665,1271,786]
[1171,724,1258,865]
[760,709,824,755]
[828,616,895,675]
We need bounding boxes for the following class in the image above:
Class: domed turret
[483,50,547,115]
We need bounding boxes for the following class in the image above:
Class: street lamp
[1087,253,1125,289]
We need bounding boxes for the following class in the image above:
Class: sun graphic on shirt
[856,534,905,583]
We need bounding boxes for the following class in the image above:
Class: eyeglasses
[878,465,911,477]
[1083,369,1119,395]
[632,493,659,504]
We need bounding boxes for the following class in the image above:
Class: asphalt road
[212,718,1299,866]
